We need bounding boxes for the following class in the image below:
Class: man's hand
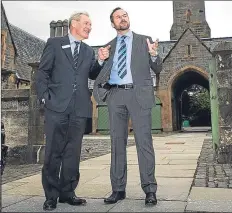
[98,45,111,61]
[147,38,159,56]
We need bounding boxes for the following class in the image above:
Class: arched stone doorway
[168,66,211,131]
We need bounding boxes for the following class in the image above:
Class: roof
[213,41,232,53]
[203,37,232,52]
[9,24,46,81]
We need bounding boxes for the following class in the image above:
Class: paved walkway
[2,133,232,212]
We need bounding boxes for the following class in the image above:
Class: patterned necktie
[73,41,80,69]
[118,36,127,79]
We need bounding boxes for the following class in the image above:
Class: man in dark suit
[93,7,162,206]
[36,12,108,211]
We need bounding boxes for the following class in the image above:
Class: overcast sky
[2,1,232,46]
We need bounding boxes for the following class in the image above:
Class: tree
[188,85,211,126]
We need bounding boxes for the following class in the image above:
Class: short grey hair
[69,11,89,28]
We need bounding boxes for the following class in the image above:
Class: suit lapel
[109,37,117,58]
[61,35,75,70]
[131,32,139,74]
[103,37,117,75]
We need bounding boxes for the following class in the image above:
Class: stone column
[63,19,69,36]
[213,42,232,163]
[50,21,56,38]
[56,20,63,37]
[27,62,45,163]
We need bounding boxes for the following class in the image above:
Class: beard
[115,21,130,30]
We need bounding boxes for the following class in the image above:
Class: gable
[163,28,212,63]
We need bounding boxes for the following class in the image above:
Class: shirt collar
[68,33,81,44]
[117,30,133,41]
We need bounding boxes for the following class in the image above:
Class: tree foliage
[182,84,211,126]
[189,88,210,113]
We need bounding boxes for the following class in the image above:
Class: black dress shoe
[104,191,126,204]
[145,192,157,205]
[43,199,57,211]
[59,195,86,206]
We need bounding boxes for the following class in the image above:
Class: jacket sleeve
[147,36,163,74]
[35,38,55,100]
[89,49,103,80]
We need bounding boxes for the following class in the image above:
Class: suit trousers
[106,88,157,194]
[42,92,87,200]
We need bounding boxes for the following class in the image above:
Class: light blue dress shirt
[108,30,133,85]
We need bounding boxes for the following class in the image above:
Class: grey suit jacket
[36,35,102,116]
[93,32,162,109]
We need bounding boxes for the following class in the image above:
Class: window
[1,34,4,64]
[186,45,192,56]
[1,32,7,67]
[1,34,4,48]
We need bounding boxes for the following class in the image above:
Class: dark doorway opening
[171,70,211,131]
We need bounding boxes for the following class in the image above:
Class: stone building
[157,1,232,132]
[1,2,45,163]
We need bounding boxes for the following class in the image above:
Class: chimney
[63,19,69,36]
[55,20,63,37]
[50,21,56,38]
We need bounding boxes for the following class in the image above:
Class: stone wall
[1,89,30,164]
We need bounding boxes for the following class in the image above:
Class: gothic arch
[168,65,209,94]
[167,65,210,131]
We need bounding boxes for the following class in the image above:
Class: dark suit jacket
[36,35,102,117]
[93,32,162,109]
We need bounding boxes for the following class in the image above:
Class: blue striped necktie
[73,41,80,69]
[118,36,127,79]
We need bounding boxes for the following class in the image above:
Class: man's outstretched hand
[147,38,159,56]
[98,45,111,61]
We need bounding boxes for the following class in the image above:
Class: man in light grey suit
[36,12,108,211]
[93,7,162,206]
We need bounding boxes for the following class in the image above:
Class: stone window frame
[187,45,192,56]
[8,43,16,70]
[1,30,7,68]
[9,43,16,63]
[184,44,194,58]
